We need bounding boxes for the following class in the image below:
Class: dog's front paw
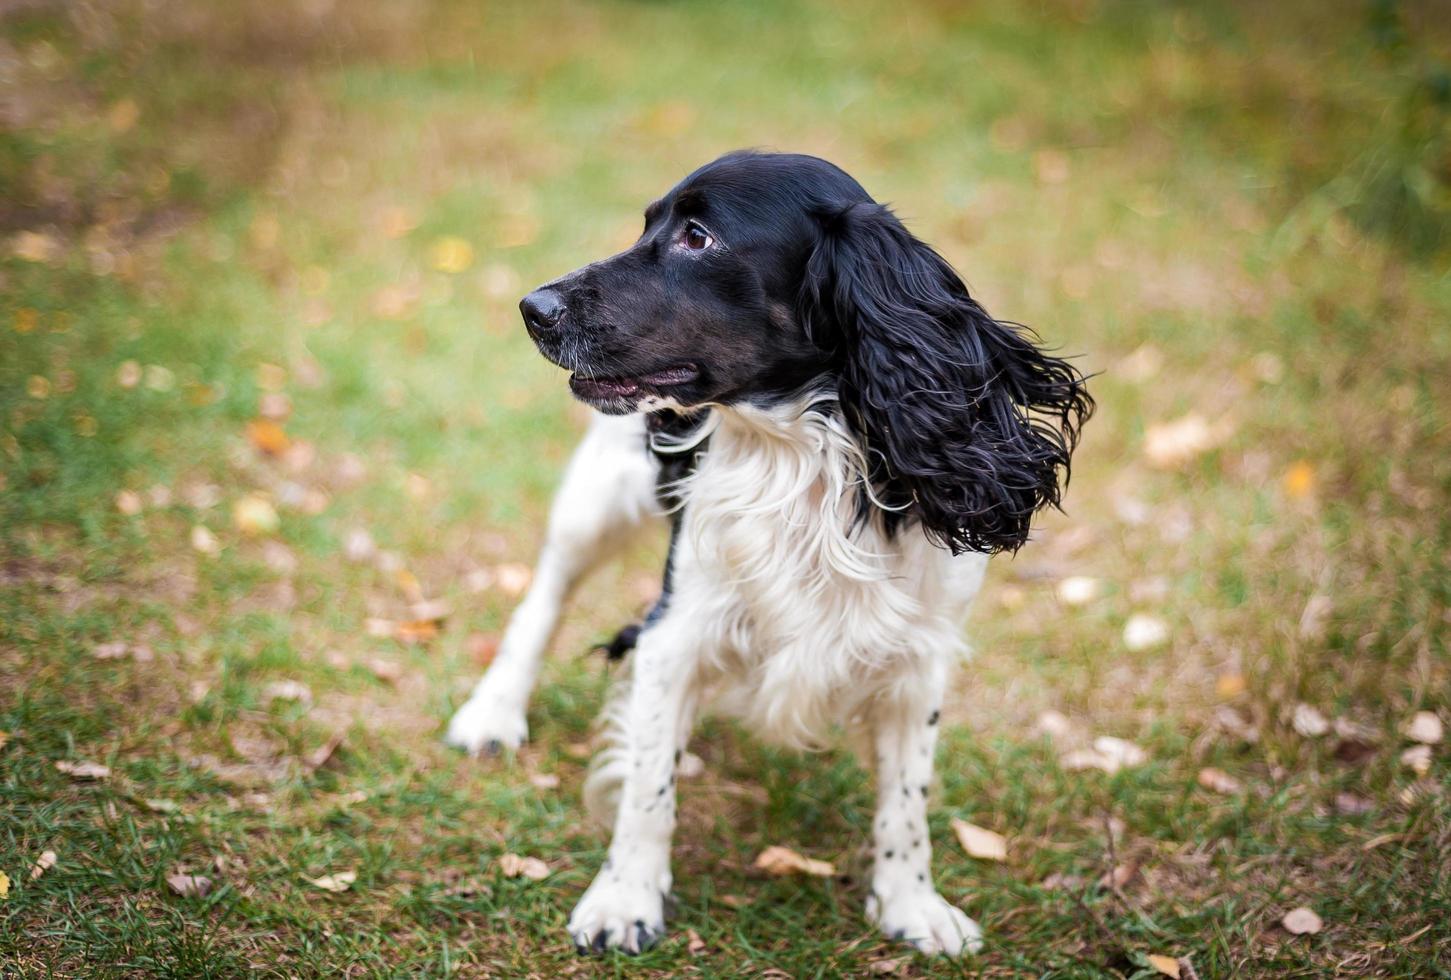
[567,870,668,955]
[445,687,528,756]
[867,887,983,956]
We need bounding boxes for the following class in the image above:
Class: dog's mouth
[568,364,700,404]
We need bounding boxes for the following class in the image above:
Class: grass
[2,0,1449,975]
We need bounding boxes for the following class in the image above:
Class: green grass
[2,0,1449,976]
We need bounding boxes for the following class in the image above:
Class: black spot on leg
[658,785,667,795]
[674,749,682,763]
[911,838,920,849]
[928,710,940,726]
[917,872,926,883]
[902,785,911,798]
[921,784,930,797]
[884,850,894,859]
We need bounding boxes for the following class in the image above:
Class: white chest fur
[664,400,988,747]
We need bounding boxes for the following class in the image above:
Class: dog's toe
[567,876,667,955]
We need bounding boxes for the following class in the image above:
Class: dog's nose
[520,288,566,337]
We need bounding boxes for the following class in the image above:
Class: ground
[1,1,1449,976]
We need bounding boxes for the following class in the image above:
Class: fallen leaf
[0,731,8,752]
[1123,613,1170,651]
[394,619,439,644]
[1035,710,1074,739]
[0,871,9,899]
[394,568,425,603]
[430,236,475,274]
[1282,460,1316,499]
[1400,744,1432,775]
[232,495,279,536]
[1147,953,1182,978]
[166,873,212,898]
[245,419,290,456]
[1333,792,1373,816]
[443,876,492,899]
[55,760,110,780]
[1298,594,1332,640]
[262,679,312,705]
[467,633,500,666]
[528,772,560,790]
[365,658,403,684]
[31,850,57,880]
[262,540,297,574]
[677,751,706,778]
[190,525,220,556]
[1281,906,1323,935]
[1056,576,1101,606]
[93,641,129,660]
[1215,673,1247,698]
[410,598,450,622]
[1094,736,1148,769]
[304,732,345,772]
[343,528,376,563]
[951,819,1008,862]
[1291,703,1330,738]
[11,229,60,263]
[869,957,905,975]
[116,490,143,516]
[1041,871,1086,890]
[493,563,533,597]
[144,799,183,814]
[1098,861,1138,890]
[464,568,494,592]
[305,870,357,893]
[258,391,291,420]
[686,929,707,954]
[1211,705,1260,743]
[496,854,549,880]
[1143,413,1230,468]
[753,845,837,877]
[718,894,749,908]
[1196,767,1241,795]
[1403,711,1443,746]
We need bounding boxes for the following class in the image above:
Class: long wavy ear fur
[799,202,1093,555]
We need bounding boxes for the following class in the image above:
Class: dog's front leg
[866,680,984,956]
[568,615,699,954]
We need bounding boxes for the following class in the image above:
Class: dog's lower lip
[570,364,699,398]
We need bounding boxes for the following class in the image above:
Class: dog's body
[446,151,1090,956]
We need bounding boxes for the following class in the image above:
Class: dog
[446,150,1091,956]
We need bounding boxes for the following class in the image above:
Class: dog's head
[521,150,1092,554]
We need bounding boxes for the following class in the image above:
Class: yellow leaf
[1215,673,1247,698]
[951,819,1008,861]
[394,619,439,644]
[0,870,9,899]
[753,845,836,877]
[1282,460,1316,499]
[245,418,290,456]
[232,495,279,536]
[430,236,474,274]
[26,375,50,399]
[13,308,38,333]
[11,230,60,263]
[393,568,425,603]
[1147,954,1182,977]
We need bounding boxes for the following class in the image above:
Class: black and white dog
[447,151,1091,956]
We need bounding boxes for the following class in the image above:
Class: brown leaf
[528,772,560,790]
[1196,767,1242,795]
[1281,906,1323,935]
[1147,953,1182,978]
[303,732,345,773]
[1143,414,1231,468]
[365,658,403,684]
[409,598,451,622]
[685,929,707,954]
[115,490,143,516]
[245,419,290,456]
[951,819,1008,862]
[31,850,57,880]
[93,641,130,660]
[1098,861,1138,890]
[753,845,836,877]
[262,680,312,706]
[55,760,110,780]
[467,633,500,667]
[1333,792,1373,816]
[1214,673,1247,698]
[166,873,213,898]
[1400,744,1432,775]
[304,870,357,892]
[496,854,550,880]
[190,525,221,556]
[869,957,905,975]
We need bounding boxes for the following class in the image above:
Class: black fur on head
[518,150,1091,555]
[799,200,1093,555]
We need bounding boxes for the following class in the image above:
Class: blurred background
[1,1,1448,975]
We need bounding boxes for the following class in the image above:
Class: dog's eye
[682,222,713,251]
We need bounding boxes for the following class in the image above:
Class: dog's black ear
[799,202,1093,554]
